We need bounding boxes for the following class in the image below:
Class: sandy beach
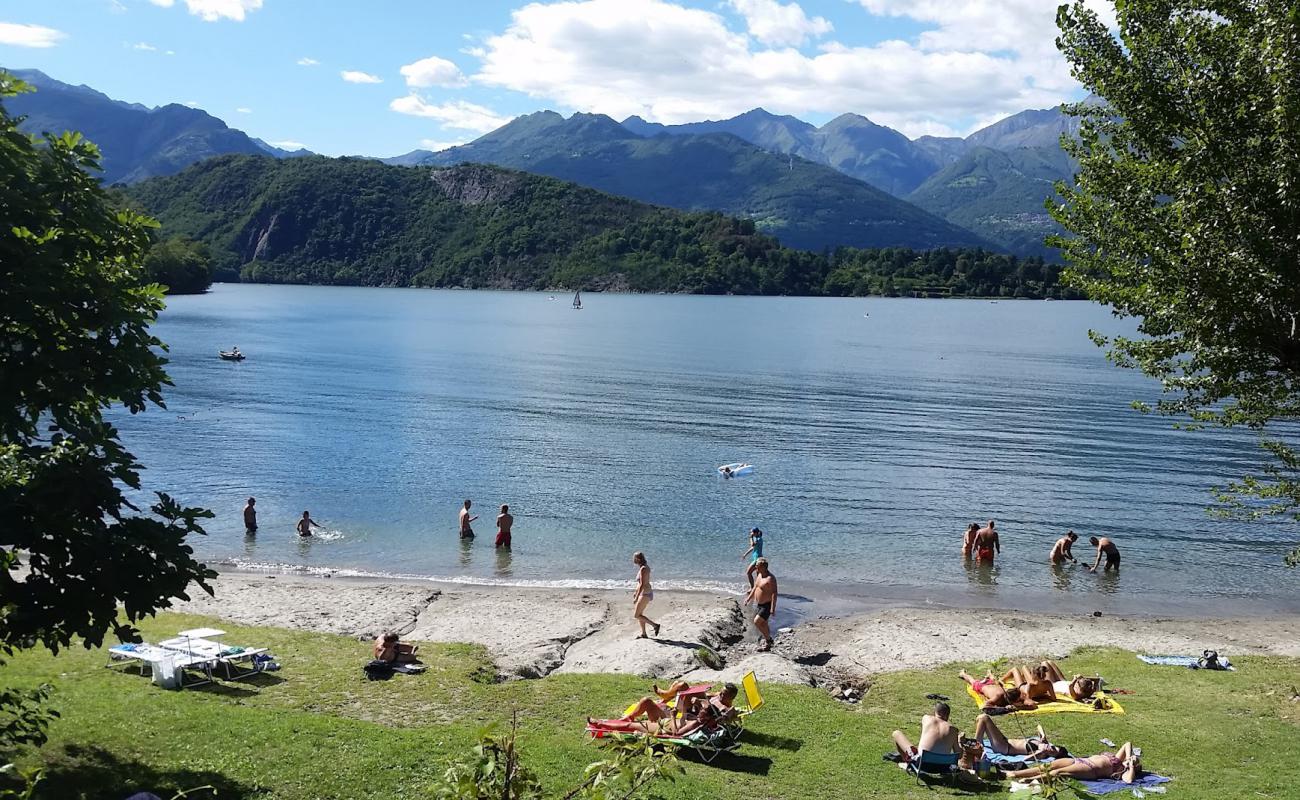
[171,570,1300,689]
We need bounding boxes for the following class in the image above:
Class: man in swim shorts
[243,497,257,534]
[459,499,477,539]
[495,504,513,549]
[1088,536,1120,572]
[745,558,777,651]
[891,701,960,765]
[974,519,1000,563]
[1050,531,1078,564]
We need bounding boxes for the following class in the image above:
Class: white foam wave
[216,559,746,596]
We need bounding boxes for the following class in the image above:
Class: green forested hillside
[127,154,1079,298]
[422,111,986,252]
[907,146,1075,260]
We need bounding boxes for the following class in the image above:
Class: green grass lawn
[3,612,1298,799]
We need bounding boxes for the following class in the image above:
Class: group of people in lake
[961,519,1122,573]
[458,499,514,549]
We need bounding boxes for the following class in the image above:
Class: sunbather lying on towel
[1003,742,1141,784]
[999,664,1057,703]
[1038,659,1101,701]
[959,669,1033,710]
[617,683,739,727]
[974,713,1068,760]
[374,632,418,664]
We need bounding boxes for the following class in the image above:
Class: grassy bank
[3,613,1298,799]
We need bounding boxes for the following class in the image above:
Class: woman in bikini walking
[632,551,660,640]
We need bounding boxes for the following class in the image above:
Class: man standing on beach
[243,497,257,534]
[459,499,477,539]
[745,558,777,651]
[1050,531,1078,564]
[495,504,513,549]
[974,520,1000,563]
[1088,536,1120,572]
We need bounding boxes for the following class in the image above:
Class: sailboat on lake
[572,290,582,309]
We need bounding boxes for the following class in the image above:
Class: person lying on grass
[973,713,1069,760]
[612,684,738,729]
[959,669,1034,710]
[1003,741,1142,784]
[373,632,418,664]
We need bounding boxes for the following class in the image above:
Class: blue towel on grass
[979,740,1044,767]
[1138,654,1234,670]
[1076,773,1170,794]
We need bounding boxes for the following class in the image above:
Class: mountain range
[4,69,310,184]
[5,66,1079,259]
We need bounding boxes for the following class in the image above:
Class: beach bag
[363,659,394,680]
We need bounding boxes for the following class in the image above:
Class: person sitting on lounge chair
[999,664,1057,703]
[891,701,960,767]
[618,683,738,727]
[974,713,1068,760]
[374,632,418,664]
[959,669,1034,710]
[589,690,736,737]
[651,681,737,717]
[1003,741,1142,783]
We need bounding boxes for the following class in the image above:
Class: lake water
[116,284,1300,617]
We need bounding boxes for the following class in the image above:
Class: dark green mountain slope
[4,68,304,184]
[126,154,1073,297]
[422,112,986,252]
[907,146,1076,260]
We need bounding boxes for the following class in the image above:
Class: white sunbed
[159,628,271,681]
[106,642,216,689]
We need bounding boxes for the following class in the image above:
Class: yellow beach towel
[964,683,1125,716]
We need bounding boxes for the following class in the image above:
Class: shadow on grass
[33,743,264,800]
[740,730,802,752]
[684,751,772,775]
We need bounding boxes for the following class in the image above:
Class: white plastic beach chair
[160,628,270,681]
[106,643,216,689]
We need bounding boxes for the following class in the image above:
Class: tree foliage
[1053,1,1300,562]
[430,719,680,800]
[0,70,216,744]
[127,154,1078,299]
[143,236,212,295]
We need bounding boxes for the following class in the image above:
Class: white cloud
[469,0,1074,135]
[166,49,175,55]
[0,22,67,48]
[183,100,200,107]
[132,41,157,51]
[419,138,468,151]
[400,55,465,88]
[297,56,319,66]
[389,96,510,133]
[727,0,831,48]
[235,107,252,113]
[269,139,306,150]
[151,0,263,22]
[341,70,383,84]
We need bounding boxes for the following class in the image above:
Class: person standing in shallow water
[243,497,257,534]
[1050,531,1079,565]
[459,499,477,539]
[632,552,660,640]
[962,522,979,560]
[296,510,322,537]
[974,519,1000,563]
[1089,536,1121,572]
[495,504,513,549]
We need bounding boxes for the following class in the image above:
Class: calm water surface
[116,284,1300,616]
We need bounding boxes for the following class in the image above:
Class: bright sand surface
[172,571,1300,686]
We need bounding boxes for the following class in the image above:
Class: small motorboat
[219,350,245,361]
[717,463,755,478]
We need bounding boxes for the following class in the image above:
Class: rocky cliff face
[429,165,523,206]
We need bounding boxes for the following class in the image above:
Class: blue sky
[0,0,1105,157]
